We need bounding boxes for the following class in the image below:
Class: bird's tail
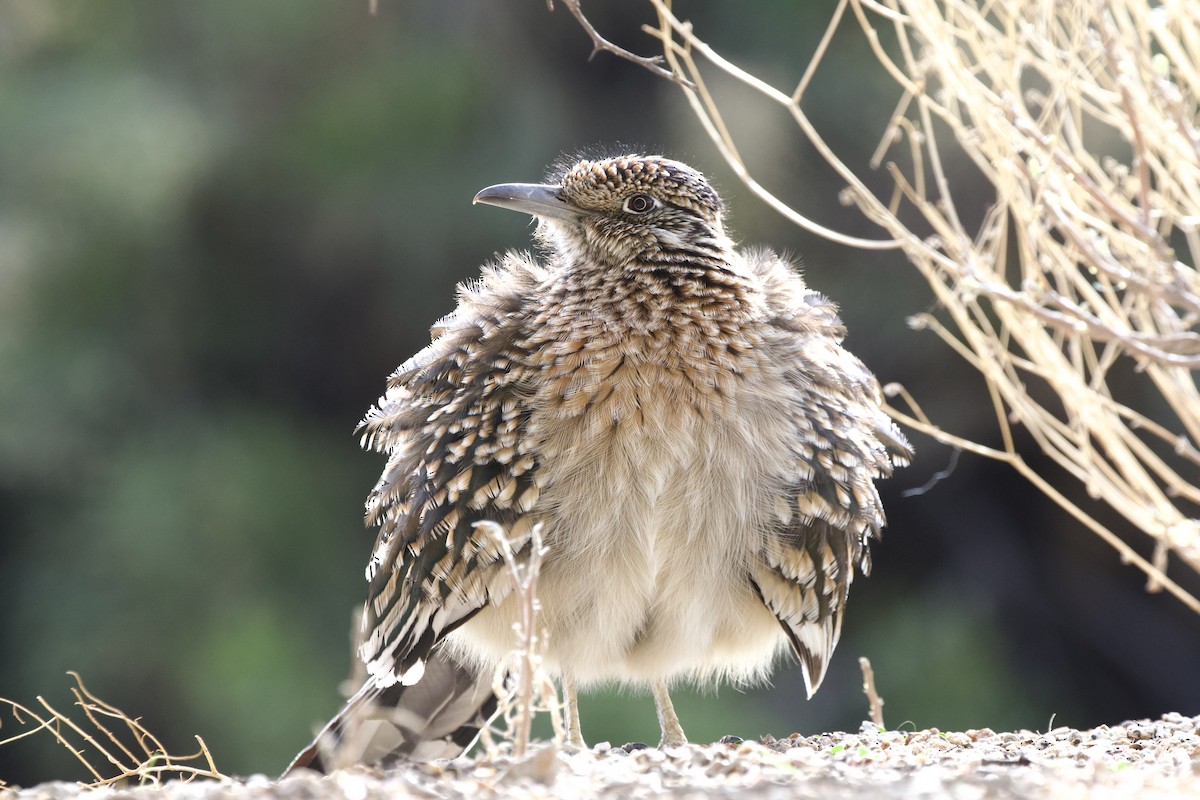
[284,649,497,775]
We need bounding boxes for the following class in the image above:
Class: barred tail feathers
[284,650,496,775]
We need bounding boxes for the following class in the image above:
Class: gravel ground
[6,714,1199,800]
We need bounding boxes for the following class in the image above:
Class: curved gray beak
[473,183,583,222]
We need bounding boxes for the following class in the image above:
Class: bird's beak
[472,183,584,222]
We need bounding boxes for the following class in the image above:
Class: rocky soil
[6,714,1199,799]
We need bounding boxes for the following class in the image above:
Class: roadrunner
[287,154,911,773]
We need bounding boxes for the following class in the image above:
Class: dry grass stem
[475,521,561,759]
[858,657,886,729]
[562,0,1200,614]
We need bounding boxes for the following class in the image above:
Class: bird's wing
[745,250,913,697]
[355,253,547,688]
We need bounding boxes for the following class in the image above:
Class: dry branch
[559,0,1200,613]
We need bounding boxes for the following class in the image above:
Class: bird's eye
[623,193,658,214]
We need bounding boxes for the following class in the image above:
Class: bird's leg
[651,680,688,748]
[562,674,585,750]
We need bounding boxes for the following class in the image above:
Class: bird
[285,153,911,774]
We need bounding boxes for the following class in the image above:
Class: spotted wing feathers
[356,253,547,687]
[746,249,912,695]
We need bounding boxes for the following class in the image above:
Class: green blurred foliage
[1,0,1196,786]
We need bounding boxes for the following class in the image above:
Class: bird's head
[473,155,732,271]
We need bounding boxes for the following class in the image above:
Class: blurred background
[1,0,1197,785]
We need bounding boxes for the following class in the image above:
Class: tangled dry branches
[0,672,225,787]
[557,0,1200,614]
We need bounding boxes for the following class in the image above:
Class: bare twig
[550,0,693,88]
[901,446,960,498]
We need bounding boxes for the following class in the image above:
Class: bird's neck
[522,249,767,416]
[544,248,761,340]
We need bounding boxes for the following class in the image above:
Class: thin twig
[901,447,960,497]
[476,520,554,759]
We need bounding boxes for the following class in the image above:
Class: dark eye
[623,193,658,214]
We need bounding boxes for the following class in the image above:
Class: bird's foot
[657,734,688,749]
[560,733,588,753]
[651,680,688,749]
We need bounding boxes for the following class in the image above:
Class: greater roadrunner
[286,154,911,774]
